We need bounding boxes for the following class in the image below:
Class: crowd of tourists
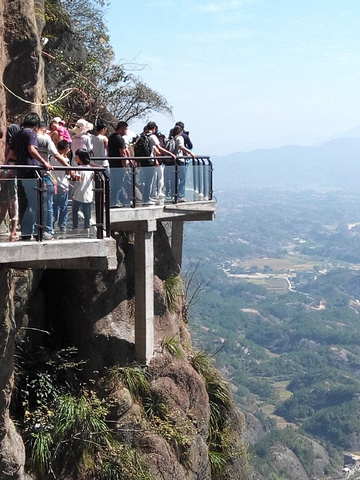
[0,113,195,241]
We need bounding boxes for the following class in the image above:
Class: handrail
[0,158,213,241]
[90,155,213,208]
[0,165,109,241]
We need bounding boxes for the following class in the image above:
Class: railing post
[104,170,111,237]
[174,159,179,203]
[94,172,103,239]
[208,158,213,200]
[131,165,136,208]
[36,172,43,241]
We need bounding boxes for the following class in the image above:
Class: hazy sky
[105,1,360,155]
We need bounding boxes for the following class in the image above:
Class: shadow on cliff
[29,225,180,372]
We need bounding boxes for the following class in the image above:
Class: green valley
[183,179,360,479]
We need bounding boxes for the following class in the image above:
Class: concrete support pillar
[134,230,154,364]
[172,221,184,269]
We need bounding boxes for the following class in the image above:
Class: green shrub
[161,335,185,359]
[164,275,184,312]
[107,364,150,400]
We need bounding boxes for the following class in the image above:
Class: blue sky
[105,1,360,155]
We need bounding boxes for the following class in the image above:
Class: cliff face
[0,228,250,480]
[3,0,46,119]
[0,0,46,163]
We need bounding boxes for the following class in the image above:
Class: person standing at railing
[37,122,72,239]
[175,121,200,196]
[71,149,94,233]
[107,121,132,206]
[91,121,109,176]
[175,121,193,150]
[172,125,195,202]
[136,122,175,205]
[70,119,93,159]
[8,113,53,240]
[51,140,71,234]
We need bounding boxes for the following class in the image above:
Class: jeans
[18,178,38,236]
[177,162,186,198]
[110,167,132,206]
[141,166,155,203]
[53,187,68,229]
[43,183,55,233]
[72,200,91,229]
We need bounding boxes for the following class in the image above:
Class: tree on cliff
[43,0,171,123]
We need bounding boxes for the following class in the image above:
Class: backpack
[165,136,176,154]
[134,134,152,157]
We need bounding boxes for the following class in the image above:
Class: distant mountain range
[328,126,360,141]
[213,137,360,189]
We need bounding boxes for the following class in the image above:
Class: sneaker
[177,198,187,203]
[42,232,54,240]
[59,227,67,233]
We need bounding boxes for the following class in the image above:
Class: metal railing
[0,165,109,242]
[92,155,213,208]
[0,156,213,241]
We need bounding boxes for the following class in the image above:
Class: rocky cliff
[0,227,251,479]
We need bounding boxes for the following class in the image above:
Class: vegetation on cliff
[42,0,171,123]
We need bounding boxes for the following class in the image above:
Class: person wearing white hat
[70,118,93,158]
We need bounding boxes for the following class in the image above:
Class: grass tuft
[164,275,184,312]
[161,335,185,359]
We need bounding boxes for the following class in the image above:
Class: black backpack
[134,134,152,157]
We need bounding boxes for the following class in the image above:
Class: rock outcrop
[3,0,46,123]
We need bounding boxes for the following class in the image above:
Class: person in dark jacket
[175,121,193,150]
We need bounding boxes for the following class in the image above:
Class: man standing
[91,121,108,158]
[107,121,131,205]
[172,125,195,202]
[9,113,53,239]
[137,121,175,204]
[91,120,110,176]
[108,121,129,166]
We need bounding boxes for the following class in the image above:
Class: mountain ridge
[213,137,360,189]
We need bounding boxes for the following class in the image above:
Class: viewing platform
[0,156,215,363]
[0,156,214,268]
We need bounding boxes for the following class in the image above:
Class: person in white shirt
[91,121,109,177]
[172,125,195,202]
[37,122,70,238]
[140,121,175,204]
[71,119,93,158]
[51,140,71,233]
[71,149,94,231]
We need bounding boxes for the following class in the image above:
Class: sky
[104,1,360,156]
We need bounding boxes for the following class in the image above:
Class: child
[51,140,71,233]
[71,149,94,232]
